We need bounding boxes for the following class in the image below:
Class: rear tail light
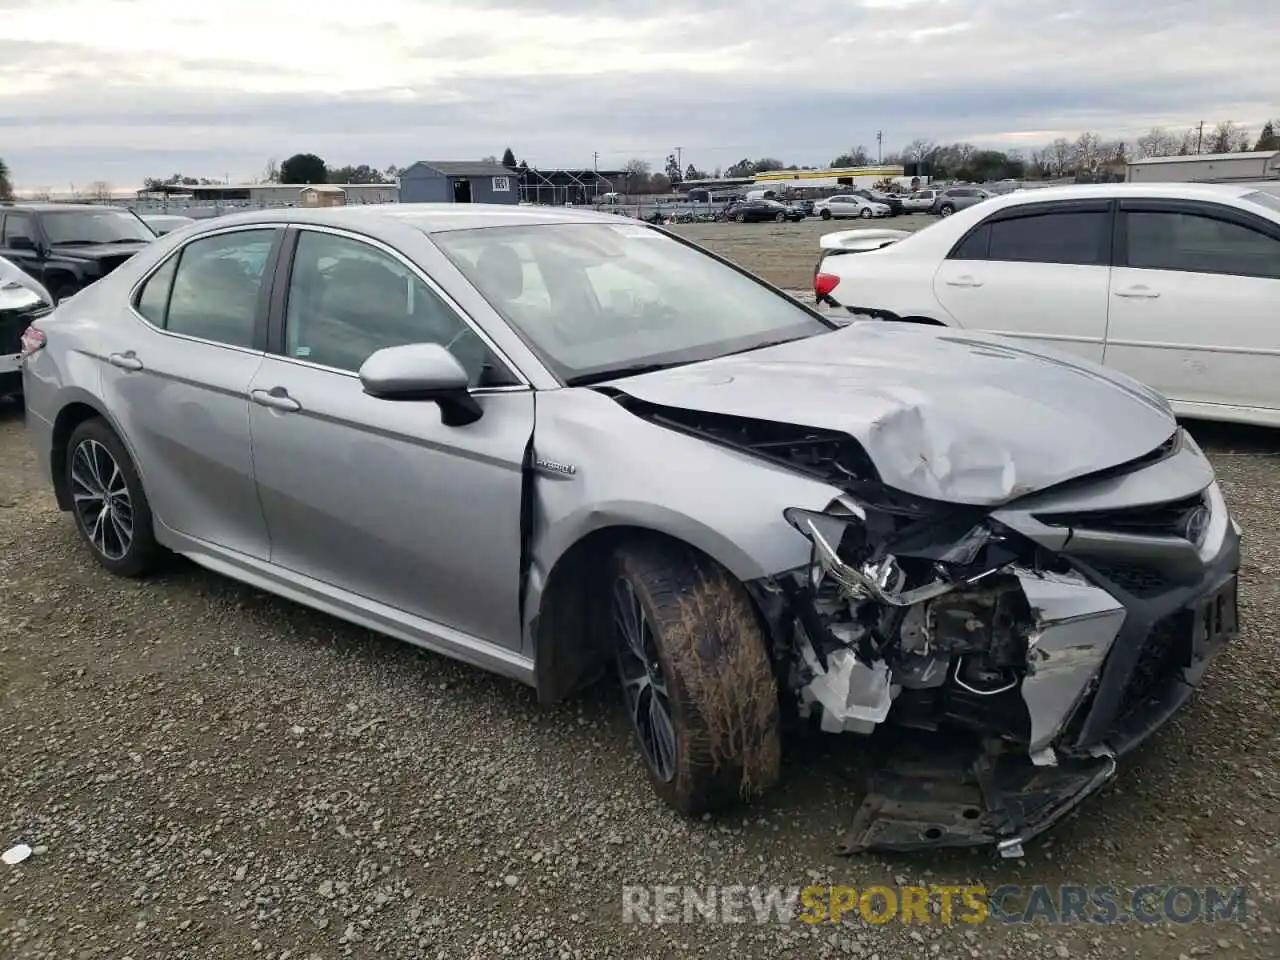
[814,272,840,299]
[20,324,46,360]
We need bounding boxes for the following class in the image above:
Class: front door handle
[250,387,302,412]
[1113,286,1160,299]
[108,351,143,371]
[946,275,984,288]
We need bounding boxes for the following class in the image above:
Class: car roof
[0,203,129,213]
[198,203,634,235]
[981,182,1262,205]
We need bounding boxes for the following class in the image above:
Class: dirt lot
[1,222,1277,959]
[668,214,936,290]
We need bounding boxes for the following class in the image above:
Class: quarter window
[163,230,275,347]
[984,211,1107,266]
[283,231,488,382]
[1123,210,1280,279]
[135,255,178,325]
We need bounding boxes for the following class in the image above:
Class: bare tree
[1136,127,1177,158]
[87,180,114,202]
[1047,138,1073,177]
[29,186,52,200]
[621,158,651,194]
[1207,120,1251,153]
[903,138,937,164]
[261,157,280,183]
[1071,132,1103,176]
[1176,128,1202,155]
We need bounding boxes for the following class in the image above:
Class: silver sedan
[17,204,1241,856]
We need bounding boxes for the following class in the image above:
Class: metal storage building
[1126,150,1280,183]
[398,161,519,204]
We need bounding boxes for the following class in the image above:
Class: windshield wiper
[565,360,690,386]
[720,335,814,358]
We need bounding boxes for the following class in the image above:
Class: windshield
[1243,189,1280,216]
[41,210,155,245]
[432,222,832,384]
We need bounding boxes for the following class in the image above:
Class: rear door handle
[250,387,302,412]
[108,352,143,371]
[1113,286,1160,299]
[946,276,983,288]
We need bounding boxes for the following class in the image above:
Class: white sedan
[812,182,1280,427]
[814,195,892,220]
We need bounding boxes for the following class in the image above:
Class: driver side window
[284,231,488,382]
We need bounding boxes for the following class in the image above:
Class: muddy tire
[610,540,781,816]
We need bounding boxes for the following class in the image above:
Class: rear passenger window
[165,230,275,348]
[1124,211,1280,279]
[134,256,177,326]
[949,225,990,260]
[985,211,1107,266]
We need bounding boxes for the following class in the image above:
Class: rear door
[1103,199,1280,416]
[932,199,1113,362]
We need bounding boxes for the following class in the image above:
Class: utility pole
[876,130,883,164]
[676,146,683,172]
[1196,120,1204,154]
[592,151,599,172]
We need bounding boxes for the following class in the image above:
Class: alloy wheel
[70,439,134,560]
[613,577,677,782]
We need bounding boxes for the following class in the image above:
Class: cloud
[1,0,1277,188]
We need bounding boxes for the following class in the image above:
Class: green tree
[327,164,387,184]
[501,147,517,168]
[279,153,328,184]
[1255,121,1279,151]
[0,157,15,200]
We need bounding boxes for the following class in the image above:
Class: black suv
[0,203,156,303]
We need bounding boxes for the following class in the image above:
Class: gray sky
[2,0,1277,189]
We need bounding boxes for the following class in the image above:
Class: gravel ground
[1,222,1277,958]
[666,215,936,290]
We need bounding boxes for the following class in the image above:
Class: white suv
[812,182,1280,427]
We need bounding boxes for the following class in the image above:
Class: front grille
[1038,492,1206,539]
[1113,611,1193,723]
[1085,561,1178,599]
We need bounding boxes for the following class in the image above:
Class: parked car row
[1,193,1246,861]
[814,181,1280,426]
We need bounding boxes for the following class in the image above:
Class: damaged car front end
[756,430,1239,857]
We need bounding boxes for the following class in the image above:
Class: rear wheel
[611,540,781,816]
[65,419,161,577]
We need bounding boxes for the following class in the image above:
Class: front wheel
[611,540,781,816]
[938,204,955,217]
[774,212,785,222]
[820,209,832,220]
[859,207,873,219]
[65,419,162,577]
[735,213,746,223]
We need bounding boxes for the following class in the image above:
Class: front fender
[525,388,841,615]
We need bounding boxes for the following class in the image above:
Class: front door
[1103,200,1280,416]
[100,226,279,558]
[932,201,1113,363]
[248,227,533,649]
[453,179,473,203]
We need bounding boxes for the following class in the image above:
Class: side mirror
[358,342,482,426]
[8,236,37,252]
[0,255,54,310]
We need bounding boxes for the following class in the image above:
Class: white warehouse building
[1126,150,1280,183]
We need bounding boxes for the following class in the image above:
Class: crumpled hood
[607,323,1177,505]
